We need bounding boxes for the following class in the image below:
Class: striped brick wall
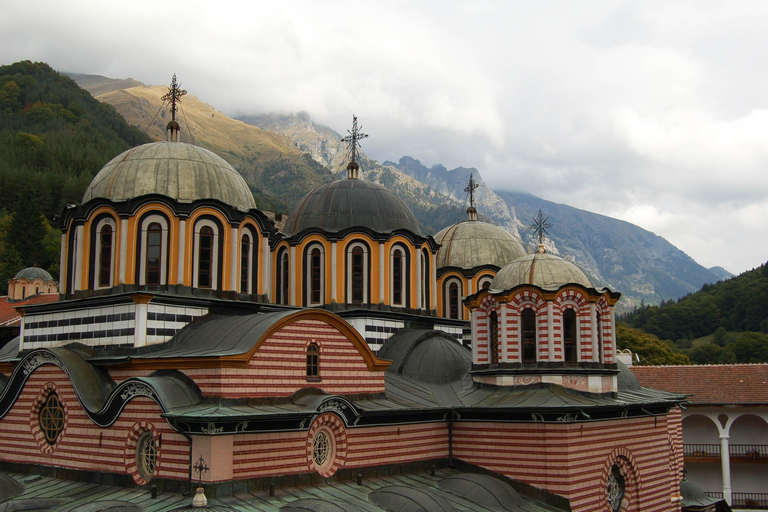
[187,319,386,398]
[0,364,188,482]
[453,415,682,512]
[231,420,449,480]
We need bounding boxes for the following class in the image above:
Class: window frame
[305,243,325,307]
[138,214,169,287]
[94,217,116,289]
[306,342,320,381]
[521,307,537,363]
[192,219,220,290]
[346,242,369,305]
[390,245,407,307]
[563,308,578,363]
[445,278,462,319]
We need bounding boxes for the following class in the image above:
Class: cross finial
[193,455,209,485]
[161,74,187,122]
[465,173,479,208]
[341,115,368,165]
[529,209,552,248]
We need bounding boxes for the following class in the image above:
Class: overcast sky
[2,0,767,275]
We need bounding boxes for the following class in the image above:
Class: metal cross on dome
[341,115,368,164]
[193,455,209,484]
[161,74,187,122]
[464,173,479,209]
[530,209,552,245]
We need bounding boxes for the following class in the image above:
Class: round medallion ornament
[39,392,64,445]
[606,464,625,512]
[312,430,330,467]
[136,431,158,481]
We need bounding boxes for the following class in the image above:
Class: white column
[230,227,238,291]
[134,302,148,348]
[59,234,67,292]
[720,434,732,505]
[289,246,297,306]
[379,244,385,303]
[547,302,554,360]
[467,279,473,296]
[415,252,422,310]
[262,241,270,298]
[119,218,129,285]
[176,220,186,285]
[331,242,337,302]
[610,308,617,363]
[73,225,84,292]
[431,253,437,310]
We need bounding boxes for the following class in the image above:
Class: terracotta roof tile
[631,364,768,404]
[0,294,59,327]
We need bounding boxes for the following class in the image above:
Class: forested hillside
[621,262,768,364]
[0,61,151,292]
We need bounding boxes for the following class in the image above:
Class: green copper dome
[13,267,54,282]
[83,142,256,211]
[491,246,590,291]
[434,221,526,270]
[284,179,420,235]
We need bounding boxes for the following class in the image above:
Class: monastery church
[0,79,688,512]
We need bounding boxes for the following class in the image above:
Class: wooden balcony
[684,444,768,463]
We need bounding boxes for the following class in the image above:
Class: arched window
[347,243,368,304]
[98,224,113,287]
[197,226,214,288]
[479,275,493,290]
[445,280,461,319]
[306,343,320,380]
[276,249,289,305]
[420,249,430,310]
[489,311,499,365]
[563,309,577,363]
[306,245,324,306]
[21,286,26,299]
[522,308,536,363]
[391,246,407,307]
[146,223,162,286]
[240,233,251,293]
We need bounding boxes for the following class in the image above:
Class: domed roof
[617,360,641,391]
[82,142,257,211]
[491,245,590,291]
[13,266,54,282]
[283,178,420,235]
[434,220,526,270]
[379,329,470,384]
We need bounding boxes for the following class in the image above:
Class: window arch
[92,216,117,289]
[420,249,430,310]
[276,248,290,305]
[563,308,577,363]
[192,218,221,290]
[521,307,537,363]
[478,274,493,290]
[346,242,369,305]
[137,214,169,286]
[390,245,409,307]
[445,279,462,319]
[305,244,325,306]
[306,343,320,381]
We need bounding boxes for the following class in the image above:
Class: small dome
[379,330,470,384]
[434,221,526,270]
[617,361,641,391]
[491,246,590,291]
[283,179,420,235]
[13,267,54,282]
[83,142,257,211]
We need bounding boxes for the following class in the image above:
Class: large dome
[82,142,257,211]
[283,179,420,235]
[491,246,590,291]
[434,221,526,270]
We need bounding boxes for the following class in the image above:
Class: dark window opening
[99,224,113,287]
[489,311,499,365]
[310,247,322,304]
[280,252,290,305]
[146,223,162,286]
[564,309,577,363]
[351,246,364,304]
[240,235,250,293]
[307,343,319,380]
[448,282,460,319]
[197,226,213,288]
[522,308,536,363]
[393,250,403,305]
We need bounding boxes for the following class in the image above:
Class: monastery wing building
[0,84,687,512]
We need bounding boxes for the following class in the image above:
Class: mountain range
[67,73,730,312]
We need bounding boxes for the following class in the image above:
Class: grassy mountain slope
[72,77,334,213]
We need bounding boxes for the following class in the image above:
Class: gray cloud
[2,0,767,274]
